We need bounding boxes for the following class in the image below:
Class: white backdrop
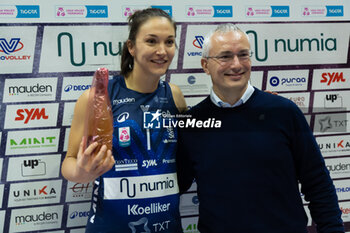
[0,0,349,232]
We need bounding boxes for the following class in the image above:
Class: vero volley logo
[0,38,23,55]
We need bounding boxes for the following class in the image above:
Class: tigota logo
[321,72,346,85]
[15,108,49,124]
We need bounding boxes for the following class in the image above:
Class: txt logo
[15,108,49,124]
[0,38,23,54]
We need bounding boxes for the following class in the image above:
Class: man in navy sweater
[177,24,344,233]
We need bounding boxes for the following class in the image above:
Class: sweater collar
[210,83,255,108]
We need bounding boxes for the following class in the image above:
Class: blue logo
[271,6,289,17]
[188,76,196,85]
[192,195,199,204]
[326,6,343,17]
[16,5,40,18]
[152,6,172,17]
[144,110,162,129]
[0,38,22,54]
[213,6,233,17]
[86,5,108,18]
[70,211,89,219]
[64,84,91,92]
[193,36,204,49]
[270,76,280,86]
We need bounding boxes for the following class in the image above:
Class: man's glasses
[205,50,253,65]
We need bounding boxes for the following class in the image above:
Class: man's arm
[290,103,344,233]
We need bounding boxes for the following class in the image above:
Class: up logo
[21,159,46,177]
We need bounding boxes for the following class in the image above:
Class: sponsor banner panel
[313,90,350,113]
[170,73,212,96]
[0,210,5,233]
[64,128,70,152]
[65,181,93,203]
[184,23,350,68]
[312,68,350,90]
[279,92,310,113]
[0,26,37,74]
[62,102,75,126]
[0,184,4,208]
[340,201,350,223]
[8,179,62,207]
[39,25,181,72]
[66,202,91,227]
[317,135,350,158]
[314,113,350,135]
[61,76,92,100]
[266,70,309,92]
[6,154,61,181]
[6,128,60,155]
[250,71,264,90]
[4,103,59,129]
[333,179,350,201]
[180,193,199,216]
[325,157,350,179]
[3,77,57,103]
[9,205,63,232]
[181,216,200,233]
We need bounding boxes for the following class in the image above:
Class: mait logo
[193,36,204,49]
[0,38,24,54]
[144,110,162,129]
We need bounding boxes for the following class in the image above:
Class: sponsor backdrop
[0,0,349,232]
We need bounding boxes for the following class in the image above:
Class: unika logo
[0,38,24,54]
[319,139,350,150]
[57,32,124,66]
[321,72,346,86]
[13,185,57,198]
[15,108,49,124]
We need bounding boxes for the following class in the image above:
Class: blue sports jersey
[86,75,182,233]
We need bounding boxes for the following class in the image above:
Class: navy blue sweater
[177,88,344,233]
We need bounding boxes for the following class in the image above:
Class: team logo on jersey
[118,127,131,147]
[143,110,162,129]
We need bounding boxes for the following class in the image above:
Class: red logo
[70,183,91,193]
[321,72,346,86]
[15,108,49,124]
[39,186,48,195]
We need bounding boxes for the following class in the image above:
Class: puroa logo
[321,72,346,86]
[0,38,24,54]
[15,108,49,124]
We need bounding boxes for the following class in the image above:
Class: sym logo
[321,72,346,86]
[0,38,24,54]
[15,108,49,124]
[21,159,46,177]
